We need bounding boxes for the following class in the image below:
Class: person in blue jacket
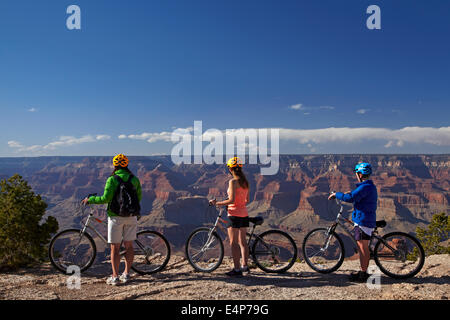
[328,162,377,282]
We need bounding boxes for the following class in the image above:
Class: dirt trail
[0,254,448,300]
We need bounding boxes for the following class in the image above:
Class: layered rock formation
[0,155,448,250]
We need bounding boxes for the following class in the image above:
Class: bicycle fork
[67,217,92,256]
[323,224,338,251]
[198,226,218,253]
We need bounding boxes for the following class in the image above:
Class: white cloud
[289,104,303,110]
[95,135,111,141]
[384,140,404,148]
[318,106,335,110]
[7,141,24,148]
[289,103,335,112]
[122,127,194,144]
[119,126,450,149]
[28,107,37,112]
[278,127,450,147]
[125,132,173,143]
[14,126,447,156]
[356,109,370,114]
[7,134,111,154]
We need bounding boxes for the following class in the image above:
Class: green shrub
[415,212,450,257]
[0,174,58,270]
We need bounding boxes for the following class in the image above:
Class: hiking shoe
[349,271,369,283]
[225,269,243,277]
[119,273,131,284]
[241,266,250,274]
[106,276,120,286]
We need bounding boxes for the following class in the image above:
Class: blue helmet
[353,162,372,175]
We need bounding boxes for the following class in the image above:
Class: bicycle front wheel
[373,232,425,279]
[252,230,298,273]
[132,230,171,275]
[302,228,345,274]
[49,229,97,273]
[185,227,224,272]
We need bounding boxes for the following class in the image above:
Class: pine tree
[415,212,449,256]
[0,174,59,270]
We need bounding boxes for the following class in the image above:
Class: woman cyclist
[209,157,250,277]
[81,154,142,285]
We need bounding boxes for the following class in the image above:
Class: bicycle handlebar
[328,190,344,214]
[81,193,97,206]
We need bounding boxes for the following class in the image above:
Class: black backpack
[110,174,141,217]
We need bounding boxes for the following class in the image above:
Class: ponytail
[231,166,249,189]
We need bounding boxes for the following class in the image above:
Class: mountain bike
[185,205,298,273]
[49,194,171,275]
[302,196,425,279]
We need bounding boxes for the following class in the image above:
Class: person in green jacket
[82,154,142,285]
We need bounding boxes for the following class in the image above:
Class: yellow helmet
[113,154,129,167]
[226,156,243,168]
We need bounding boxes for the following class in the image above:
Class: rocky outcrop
[0,254,448,300]
[0,155,448,249]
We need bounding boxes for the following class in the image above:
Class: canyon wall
[0,155,448,250]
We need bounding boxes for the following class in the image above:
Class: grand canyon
[0,155,448,253]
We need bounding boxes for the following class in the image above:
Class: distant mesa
[0,154,448,253]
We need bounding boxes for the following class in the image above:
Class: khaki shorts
[107,216,138,244]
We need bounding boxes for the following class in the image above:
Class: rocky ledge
[0,254,448,300]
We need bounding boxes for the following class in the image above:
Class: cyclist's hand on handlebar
[328,192,336,200]
[81,193,97,205]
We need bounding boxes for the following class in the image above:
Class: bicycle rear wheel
[131,230,171,275]
[49,229,97,273]
[302,228,345,274]
[252,230,298,273]
[373,232,425,279]
[185,227,224,272]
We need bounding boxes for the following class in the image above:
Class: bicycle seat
[249,216,264,226]
[376,220,386,228]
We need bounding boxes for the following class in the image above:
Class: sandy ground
[0,254,448,300]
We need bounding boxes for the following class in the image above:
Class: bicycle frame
[80,206,108,244]
[208,207,258,248]
[79,205,150,255]
[326,200,399,257]
[199,207,281,262]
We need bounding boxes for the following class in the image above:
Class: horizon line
[0,153,449,159]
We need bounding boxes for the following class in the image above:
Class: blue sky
[1,0,449,157]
